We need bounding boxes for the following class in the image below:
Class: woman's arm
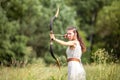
[50,33,75,46]
[54,38,75,46]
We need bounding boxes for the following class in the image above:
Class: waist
[67,58,80,62]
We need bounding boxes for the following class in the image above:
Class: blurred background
[0,0,120,80]
[0,0,120,65]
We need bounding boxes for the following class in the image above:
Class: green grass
[0,59,120,80]
[85,63,120,80]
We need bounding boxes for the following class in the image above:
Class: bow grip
[50,31,54,41]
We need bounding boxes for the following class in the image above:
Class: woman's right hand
[64,33,68,39]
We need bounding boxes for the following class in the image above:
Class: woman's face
[66,30,76,40]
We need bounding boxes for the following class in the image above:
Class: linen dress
[66,41,86,80]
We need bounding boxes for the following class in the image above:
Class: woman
[50,26,86,80]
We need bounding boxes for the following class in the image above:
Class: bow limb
[50,7,59,33]
[49,7,60,69]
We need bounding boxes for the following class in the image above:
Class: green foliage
[0,0,82,66]
[0,20,32,66]
[66,0,120,60]
[0,0,120,66]
[65,0,114,33]
[94,1,120,59]
[0,0,35,66]
[92,49,113,64]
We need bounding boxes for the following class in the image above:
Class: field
[0,59,120,80]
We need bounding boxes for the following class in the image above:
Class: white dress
[66,41,86,80]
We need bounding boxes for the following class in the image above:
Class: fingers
[64,34,68,38]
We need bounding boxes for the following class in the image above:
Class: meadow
[0,59,120,80]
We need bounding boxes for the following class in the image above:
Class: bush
[91,49,113,64]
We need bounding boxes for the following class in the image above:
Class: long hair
[67,26,86,53]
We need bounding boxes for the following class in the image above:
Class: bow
[49,7,60,69]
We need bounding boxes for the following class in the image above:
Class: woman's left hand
[50,33,55,40]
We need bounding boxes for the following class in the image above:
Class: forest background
[0,0,120,80]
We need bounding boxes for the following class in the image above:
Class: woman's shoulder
[75,40,81,48]
[74,40,79,44]
[72,40,79,48]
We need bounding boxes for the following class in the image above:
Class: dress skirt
[68,61,86,80]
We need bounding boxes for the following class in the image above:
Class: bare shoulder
[68,40,77,48]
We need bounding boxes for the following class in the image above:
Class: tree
[0,6,30,66]
[94,1,120,60]
[0,0,85,65]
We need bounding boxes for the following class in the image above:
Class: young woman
[50,26,86,80]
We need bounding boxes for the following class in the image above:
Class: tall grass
[85,63,120,80]
[0,58,120,80]
[0,59,67,80]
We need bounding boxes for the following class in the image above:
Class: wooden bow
[49,7,60,69]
